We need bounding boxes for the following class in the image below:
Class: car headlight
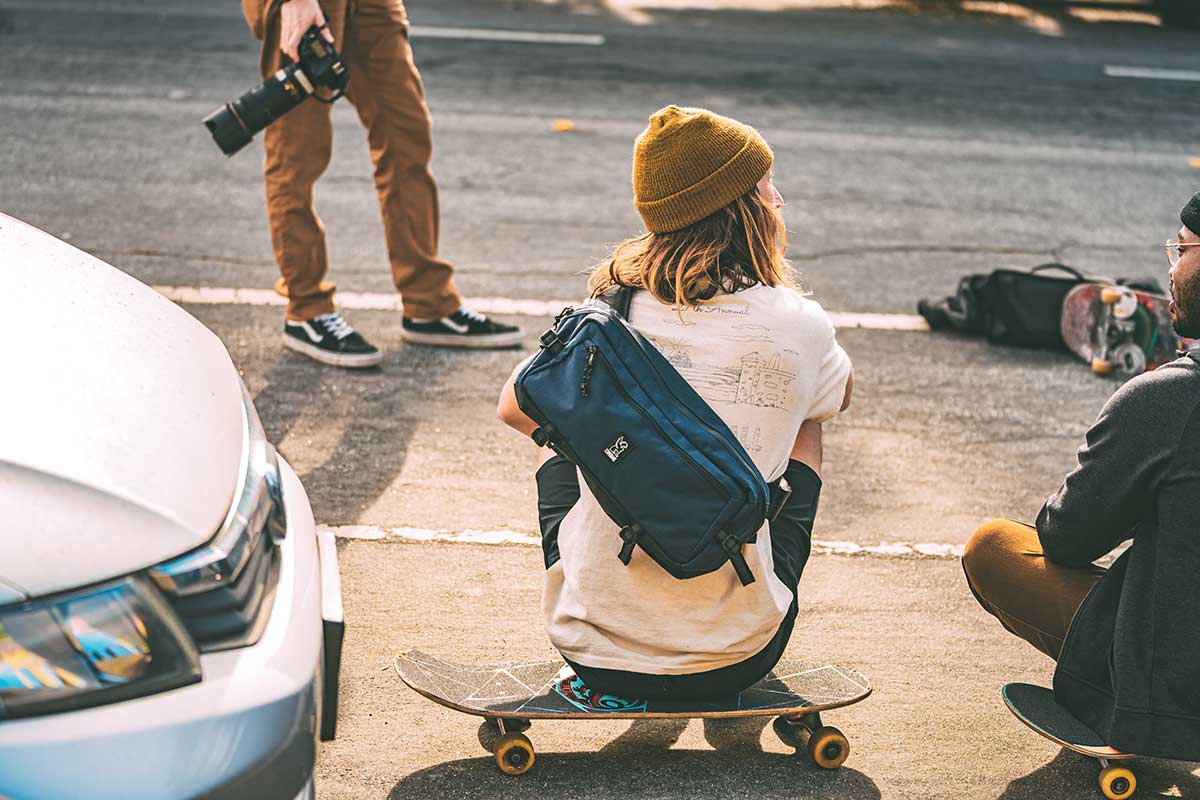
[0,576,200,720]
[0,378,285,718]
[149,379,285,597]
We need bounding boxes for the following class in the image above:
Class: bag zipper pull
[580,346,597,396]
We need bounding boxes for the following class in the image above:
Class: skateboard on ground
[1003,683,1137,799]
[1060,283,1194,376]
[395,649,871,776]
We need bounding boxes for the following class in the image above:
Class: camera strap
[313,87,346,104]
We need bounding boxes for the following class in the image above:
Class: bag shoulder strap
[1029,263,1087,281]
[596,285,636,320]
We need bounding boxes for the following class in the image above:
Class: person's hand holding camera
[203,0,348,154]
[281,0,334,62]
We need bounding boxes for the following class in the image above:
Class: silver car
[0,214,343,799]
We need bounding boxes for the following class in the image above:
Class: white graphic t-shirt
[543,284,853,675]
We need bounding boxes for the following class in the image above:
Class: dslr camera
[204,25,349,156]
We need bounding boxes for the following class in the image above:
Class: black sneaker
[401,307,523,349]
[283,312,383,368]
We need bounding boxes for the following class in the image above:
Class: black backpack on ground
[919,265,1168,352]
[918,263,1090,351]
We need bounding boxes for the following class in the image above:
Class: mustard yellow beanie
[633,106,773,234]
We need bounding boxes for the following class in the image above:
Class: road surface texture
[1,0,1198,796]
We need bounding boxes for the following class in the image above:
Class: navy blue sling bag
[513,287,791,586]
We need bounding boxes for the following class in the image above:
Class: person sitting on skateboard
[497,106,853,701]
[962,192,1200,760]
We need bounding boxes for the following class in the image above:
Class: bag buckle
[719,532,756,586]
[538,329,564,354]
[617,523,642,565]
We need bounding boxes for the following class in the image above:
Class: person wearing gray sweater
[962,192,1200,760]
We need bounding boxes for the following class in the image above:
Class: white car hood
[0,215,244,598]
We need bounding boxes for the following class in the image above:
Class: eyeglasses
[1166,239,1200,268]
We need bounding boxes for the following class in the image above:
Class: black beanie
[1183,192,1200,235]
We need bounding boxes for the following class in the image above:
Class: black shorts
[535,455,821,701]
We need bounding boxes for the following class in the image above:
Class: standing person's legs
[247,0,347,322]
[340,0,460,321]
[962,519,1105,660]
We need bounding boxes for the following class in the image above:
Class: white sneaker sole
[400,328,524,349]
[282,333,383,368]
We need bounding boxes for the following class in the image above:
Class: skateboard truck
[772,711,851,769]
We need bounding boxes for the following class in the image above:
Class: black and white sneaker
[283,312,383,368]
[401,307,523,349]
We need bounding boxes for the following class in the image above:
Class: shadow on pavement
[477,717,691,754]
[389,724,882,800]
[254,351,417,524]
[998,749,1200,799]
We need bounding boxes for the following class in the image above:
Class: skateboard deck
[1003,683,1137,799]
[1060,283,1193,376]
[396,649,870,775]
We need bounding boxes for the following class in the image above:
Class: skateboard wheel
[494,732,535,776]
[1112,343,1147,375]
[806,726,850,769]
[1100,286,1124,305]
[1091,358,1114,375]
[1099,765,1136,800]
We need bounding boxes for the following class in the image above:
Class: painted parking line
[827,311,928,332]
[324,524,964,558]
[411,26,605,46]
[153,285,931,332]
[1104,66,1200,82]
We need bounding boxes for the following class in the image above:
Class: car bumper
[0,459,342,800]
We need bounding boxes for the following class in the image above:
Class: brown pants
[241,0,462,321]
[962,519,1105,660]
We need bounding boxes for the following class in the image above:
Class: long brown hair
[589,186,797,307]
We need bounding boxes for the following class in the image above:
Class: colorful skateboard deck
[1003,683,1136,799]
[1060,283,1193,376]
[395,649,870,775]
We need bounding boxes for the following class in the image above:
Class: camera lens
[202,65,314,156]
[203,105,254,156]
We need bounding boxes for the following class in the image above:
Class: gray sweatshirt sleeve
[1036,373,1179,568]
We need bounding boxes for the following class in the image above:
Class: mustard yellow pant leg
[962,519,1105,660]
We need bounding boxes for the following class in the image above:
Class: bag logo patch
[605,435,631,463]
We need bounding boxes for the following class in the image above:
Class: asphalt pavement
[2,0,1199,797]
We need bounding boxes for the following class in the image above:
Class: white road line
[152,285,930,332]
[827,311,929,332]
[410,26,605,46]
[323,524,964,559]
[1104,65,1200,83]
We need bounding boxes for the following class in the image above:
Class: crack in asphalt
[88,248,275,267]
[789,240,1155,262]
[92,241,1141,269]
